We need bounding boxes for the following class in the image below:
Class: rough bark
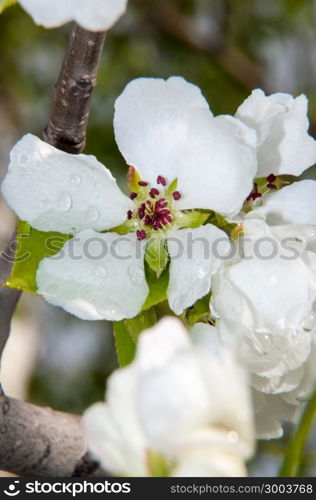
[0,387,105,477]
[43,24,106,154]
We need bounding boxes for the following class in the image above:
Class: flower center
[127,175,182,241]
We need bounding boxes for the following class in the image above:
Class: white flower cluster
[2,1,316,474]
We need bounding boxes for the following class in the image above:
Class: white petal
[173,448,247,477]
[114,77,210,185]
[36,230,148,321]
[19,0,128,31]
[251,366,305,395]
[283,337,316,405]
[1,134,132,234]
[237,89,316,176]
[189,323,221,355]
[167,225,230,315]
[175,112,257,214]
[253,390,300,439]
[251,180,316,226]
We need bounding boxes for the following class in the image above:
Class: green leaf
[176,210,210,229]
[3,220,70,294]
[279,389,316,477]
[113,308,157,367]
[145,236,169,277]
[0,0,16,14]
[142,264,169,311]
[185,293,211,325]
[113,321,137,367]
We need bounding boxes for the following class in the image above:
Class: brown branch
[43,24,106,154]
[0,387,107,477]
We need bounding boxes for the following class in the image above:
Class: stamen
[155,208,170,216]
[157,175,167,186]
[267,183,277,190]
[138,207,145,219]
[144,215,152,225]
[136,229,147,241]
[130,192,137,200]
[267,173,276,183]
[161,214,172,225]
[138,181,148,187]
[155,198,167,208]
[127,210,133,220]
[172,191,181,201]
[150,188,160,198]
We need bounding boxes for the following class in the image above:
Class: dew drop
[19,152,29,165]
[302,313,316,331]
[85,206,100,222]
[94,266,108,279]
[71,174,81,186]
[227,431,239,444]
[98,301,122,318]
[58,192,72,212]
[269,276,278,286]
[128,265,144,286]
[39,199,49,209]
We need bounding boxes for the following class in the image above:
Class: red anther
[127,210,133,220]
[130,192,137,200]
[138,181,148,186]
[155,198,167,208]
[144,215,152,225]
[172,191,181,201]
[254,192,262,199]
[157,175,167,186]
[155,208,170,216]
[146,200,152,207]
[150,188,160,198]
[136,229,147,241]
[161,214,172,225]
[267,174,277,183]
[138,207,145,219]
[267,183,277,190]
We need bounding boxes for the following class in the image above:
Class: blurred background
[0,0,316,477]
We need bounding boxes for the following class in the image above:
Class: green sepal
[0,0,16,14]
[165,178,178,197]
[184,293,211,326]
[2,220,70,294]
[176,210,210,229]
[147,450,172,477]
[127,166,142,192]
[145,236,169,277]
[207,211,237,234]
[110,221,136,235]
[142,263,169,311]
[113,308,157,367]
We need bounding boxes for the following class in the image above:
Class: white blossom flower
[18,0,128,31]
[236,88,316,177]
[2,77,257,321]
[82,317,255,477]
[211,218,316,439]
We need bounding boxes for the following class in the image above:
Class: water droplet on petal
[71,174,81,186]
[19,152,29,165]
[269,276,278,286]
[128,265,144,286]
[197,267,208,280]
[39,199,49,209]
[227,431,239,444]
[97,301,122,318]
[58,192,72,212]
[94,266,108,278]
[303,313,316,331]
[85,206,100,222]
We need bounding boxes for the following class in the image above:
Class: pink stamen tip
[130,192,137,200]
[136,229,147,241]
[172,191,181,201]
[138,181,148,186]
[144,215,152,225]
[155,198,167,208]
[254,192,262,199]
[157,175,167,186]
[161,214,172,225]
[127,210,133,220]
[138,208,145,219]
[156,208,170,216]
[267,183,277,190]
[267,174,277,183]
[149,188,160,198]
[146,201,152,207]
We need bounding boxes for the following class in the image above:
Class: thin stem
[279,389,316,477]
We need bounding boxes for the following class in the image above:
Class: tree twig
[43,24,106,154]
[0,387,107,477]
